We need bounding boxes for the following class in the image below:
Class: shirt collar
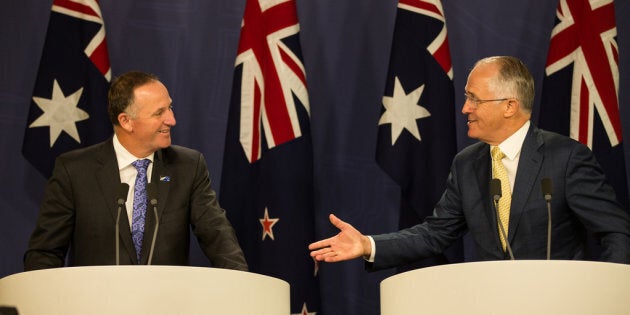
[113,134,155,170]
[494,120,530,160]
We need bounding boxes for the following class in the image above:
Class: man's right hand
[308,214,372,262]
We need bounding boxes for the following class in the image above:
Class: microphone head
[541,177,553,201]
[117,183,130,205]
[490,178,502,201]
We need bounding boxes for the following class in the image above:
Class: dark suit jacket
[371,124,630,269]
[24,138,248,271]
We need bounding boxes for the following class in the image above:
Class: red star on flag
[259,207,279,241]
[291,302,316,315]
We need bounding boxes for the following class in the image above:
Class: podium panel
[0,266,289,315]
[381,260,630,315]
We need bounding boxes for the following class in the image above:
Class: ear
[118,112,133,132]
[503,98,519,118]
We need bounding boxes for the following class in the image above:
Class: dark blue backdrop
[2,1,629,314]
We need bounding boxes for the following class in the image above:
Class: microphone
[541,177,553,260]
[115,183,130,266]
[146,183,159,265]
[490,178,515,260]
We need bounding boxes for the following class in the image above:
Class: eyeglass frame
[464,93,512,109]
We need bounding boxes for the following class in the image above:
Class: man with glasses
[309,56,630,268]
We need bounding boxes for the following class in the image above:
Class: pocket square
[160,176,171,182]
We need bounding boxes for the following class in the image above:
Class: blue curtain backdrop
[2,1,630,314]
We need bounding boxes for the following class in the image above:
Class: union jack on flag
[543,0,620,147]
[53,0,111,79]
[22,0,112,178]
[234,0,309,163]
[220,0,320,313]
[539,0,628,207]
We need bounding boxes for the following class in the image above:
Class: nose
[164,108,177,126]
[461,100,473,115]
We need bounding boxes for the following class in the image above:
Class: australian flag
[220,0,320,314]
[22,0,112,178]
[539,0,628,208]
[375,0,461,269]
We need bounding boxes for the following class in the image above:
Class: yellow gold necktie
[491,147,511,251]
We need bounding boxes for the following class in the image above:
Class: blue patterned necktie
[131,159,151,261]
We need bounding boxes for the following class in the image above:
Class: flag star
[30,79,88,147]
[379,76,431,145]
[291,302,316,315]
[259,207,279,241]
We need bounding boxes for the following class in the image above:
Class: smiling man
[309,56,630,267]
[24,71,247,271]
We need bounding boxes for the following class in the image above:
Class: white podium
[0,266,289,315]
[381,260,630,315]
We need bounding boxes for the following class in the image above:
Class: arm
[190,153,248,271]
[565,143,630,263]
[24,158,75,270]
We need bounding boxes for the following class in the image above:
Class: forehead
[465,63,497,95]
[132,81,172,111]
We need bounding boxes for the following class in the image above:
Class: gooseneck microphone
[147,183,159,265]
[541,177,553,260]
[490,178,515,260]
[115,183,130,266]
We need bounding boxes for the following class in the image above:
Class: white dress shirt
[113,135,154,227]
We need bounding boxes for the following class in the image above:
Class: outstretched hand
[308,214,372,262]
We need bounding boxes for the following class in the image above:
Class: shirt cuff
[364,235,376,262]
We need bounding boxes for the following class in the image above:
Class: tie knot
[132,159,151,171]
[491,147,505,161]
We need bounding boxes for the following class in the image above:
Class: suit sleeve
[371,159,468,270]
[23,157,75,270]
[565,143,630,263]
[189,153,248,271]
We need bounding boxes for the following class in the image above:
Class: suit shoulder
[535,128,586,151]
[56,139,112,162]
[161,145,204,162]
[455,141,486,160]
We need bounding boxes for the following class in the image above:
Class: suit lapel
[507,125,543,244]
[95,138,137,264]
[472,144,500,247]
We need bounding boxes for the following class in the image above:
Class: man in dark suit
[309,56,630,268]
[24,71,247,271]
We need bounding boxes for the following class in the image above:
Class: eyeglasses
[464,93,510,109]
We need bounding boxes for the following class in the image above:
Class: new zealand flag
[220,0,320,313]
[375,0,461,269]
[539,0,628,209]
[22,0,112,178]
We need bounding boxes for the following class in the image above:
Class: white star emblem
[291,302,316,315]
[379,76,431,145]
[259,207,279,241]
[30,79,89,147]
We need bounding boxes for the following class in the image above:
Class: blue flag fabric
[539,0,628,209]
[376,0,462,268]
[22,0,112,178]
[220,0,320,313]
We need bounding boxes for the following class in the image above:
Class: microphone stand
[493,197,515,260]
[147,198,159,265]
